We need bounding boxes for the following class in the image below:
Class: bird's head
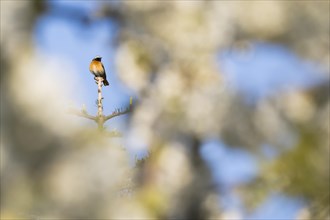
[93,56,102,61]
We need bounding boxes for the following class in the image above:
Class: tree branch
[104,99,132,122]
[68,75,132,132]
[68,108,97,121]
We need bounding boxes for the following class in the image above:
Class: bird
[89,56,109,86]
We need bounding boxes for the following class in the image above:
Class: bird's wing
[101,63,106,74]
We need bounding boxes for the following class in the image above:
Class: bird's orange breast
[90,60,104,73]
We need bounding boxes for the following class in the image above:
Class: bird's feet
[94,77,104,84]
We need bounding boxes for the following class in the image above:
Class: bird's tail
[103,79,109,86]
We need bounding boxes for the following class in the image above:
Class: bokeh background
[1,1,329,219]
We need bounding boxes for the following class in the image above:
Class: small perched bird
[89,56,109,86]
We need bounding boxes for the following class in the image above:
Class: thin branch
[68,108,97,121]
[96,77,105,131]
[97,77,103,117]
[104,102,132,122]
[68,74,132,132]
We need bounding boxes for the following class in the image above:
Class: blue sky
[220,42,326,103]
[34,1,327,219]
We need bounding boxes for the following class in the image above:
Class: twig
[104,105,132,122]
[68,75,132,132]
[68,108,96,121]
[96,77,105,130]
